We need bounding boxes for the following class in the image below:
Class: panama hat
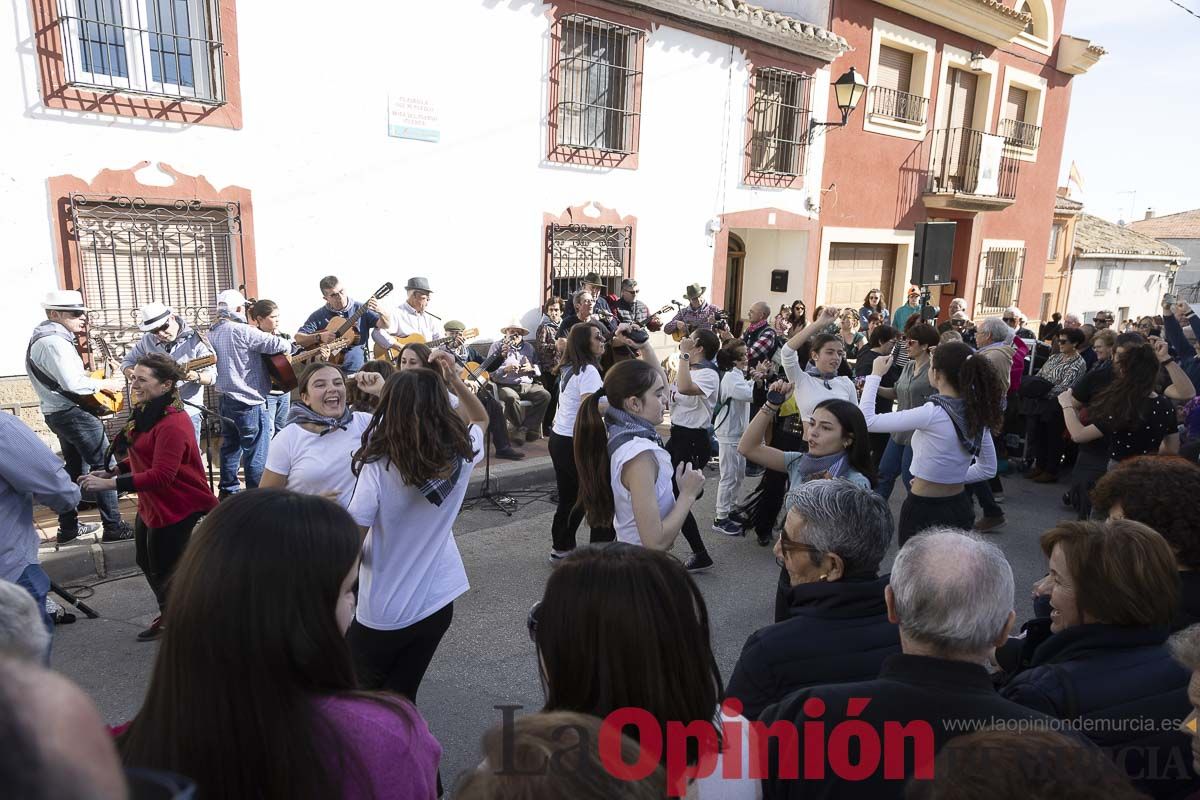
[137,302,174,331]
[501,318,530,336]
[41,290,90,312]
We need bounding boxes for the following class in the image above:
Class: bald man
[741,301,778,368]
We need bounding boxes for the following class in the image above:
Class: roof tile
[1074,214,1186,258]
[1128,209,1200,240]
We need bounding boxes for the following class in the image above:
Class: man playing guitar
[121,302,216,444]
[25,290,132,543]
[613,278,650,327]
[664,283,723,337]
[294,275,382,373]
[371,276,438,353]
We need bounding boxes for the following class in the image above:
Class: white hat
[217,289,246,309]
[41,290,90,312]
[137,302,174,331]
[501,318,530,336]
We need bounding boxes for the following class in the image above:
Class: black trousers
[1032,407,1067,475]
[347,602,454,702]
[481,392,513,450]
[741,426,805,540]
[541,372,559,435]
[134,511,205,611]
[897,491,974,547]
[666,425,710,559]
[548,432,613,551]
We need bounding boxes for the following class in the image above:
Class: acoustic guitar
[77,334,124,416]
[181,354,217,373]
[265,341,349,392]
[303,282,394,365]
[373,329,480,361]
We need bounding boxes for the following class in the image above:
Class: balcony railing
[867,86,928,125]
[923,127,1020,209]
[1000,117,1041,150]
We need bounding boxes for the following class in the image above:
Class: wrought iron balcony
[921,127,1020,211]
[867,86,928,126]
[1000,117,1041,150]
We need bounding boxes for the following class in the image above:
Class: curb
[40,456,561,586]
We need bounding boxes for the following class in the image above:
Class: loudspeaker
[771,269,789,293]
[912,222,956,286]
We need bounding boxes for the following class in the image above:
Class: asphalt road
[50,469,1070,793]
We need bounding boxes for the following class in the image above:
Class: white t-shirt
[265,412,372,508]
[610,438,675,546]
[690,711,761,800]
[779,344,858,417]
[552,364,603,437]
[349,424,485,630]
[671,365,720,430]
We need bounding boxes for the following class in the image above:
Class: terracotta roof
[1074,214,1187,259]
[979,0,1033,23]
[1129,209,1200,240]
[1086,42,1108,55]
[627,0,850,59]
[1054,194,1083,213]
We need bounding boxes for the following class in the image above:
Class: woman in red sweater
[80,352,217,641]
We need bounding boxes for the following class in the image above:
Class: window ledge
[744,171,805,189]
[64,80,227,108]
[864,113,927,141]
[1006,143,1039,163]
[1015,30,1052,56]
[546,146,639,171]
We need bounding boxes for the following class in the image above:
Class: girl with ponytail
[574,356,705,550]
[858,341,1002,545]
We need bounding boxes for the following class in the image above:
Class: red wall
[820,0,1075,319]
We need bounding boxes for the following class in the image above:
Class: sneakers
[549,549,571,563]
[685,553,714,572]
[495,447,526,461]
[993,492,1005,505]
[712,518,743,536]
[56,521,100,545]
[101,521,135,542]
[974,516,1007,533]
[137,616,164,642]
[729,508,750,527]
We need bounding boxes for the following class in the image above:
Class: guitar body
[373,329,480,362]
[299,283,394,366]
[78,335,123,416]
[459,362,489,384]
[265,353,300,392]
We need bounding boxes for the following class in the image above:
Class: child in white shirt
[713,341,754,535]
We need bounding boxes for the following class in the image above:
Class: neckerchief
[928,395,984,456]
[419,459,464,507]
[215,308,246,324]
[605,406,664,458]
[285,402,354,436]
[108,390,184,460]
[805,363,839,390]
[792,451,849,482]
[29,320,77,347]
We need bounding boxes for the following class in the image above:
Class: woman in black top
[854,324,900,467]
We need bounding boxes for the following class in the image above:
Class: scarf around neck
[805,363,840,390]
[109,390,184,460]
[792,450,849,482]
[30,320,77,346]
[928,395,984,456]
[605,406,664,458]
[286,402,354,435]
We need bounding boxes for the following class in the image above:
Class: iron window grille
[546,223,631,303]
[750,68,811,177]
[56,0,225,103]
[975,247,1026,316]
[553,14,642,154]
[67,192,243,433]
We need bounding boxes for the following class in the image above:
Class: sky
[1059,0,1200,223]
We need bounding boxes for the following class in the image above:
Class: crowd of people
[4,278,1200,799]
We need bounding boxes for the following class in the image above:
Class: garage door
[826,244,897,311]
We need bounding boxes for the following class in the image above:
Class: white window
[1014,0,1054,55]
[1047,223,1063,260]
[865,19,936,141]
[60,0,224,102]
[1097,261,1118,292]
[998,65,1047,159]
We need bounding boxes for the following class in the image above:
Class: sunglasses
[526,601,541,642]
[65,310,87,318]
[152,322,171,334]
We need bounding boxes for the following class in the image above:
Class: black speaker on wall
[912,222,956,286]
[770,270,789,293]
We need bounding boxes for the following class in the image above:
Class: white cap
[217,289,246,310]
[137,301,174,331]
[41,290,90,312]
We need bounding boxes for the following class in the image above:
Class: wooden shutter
[875,45,914,93]
[946,68,977,129]
[1005,85,1029,122]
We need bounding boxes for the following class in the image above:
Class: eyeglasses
[1002,317,1015,322]
[778,535,824,557]
[152,322,171,334]
[66,310,86,319]
[526,600,541,642]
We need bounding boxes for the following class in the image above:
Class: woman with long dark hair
[739,393,875,489]
[874,323,939,499]
[859,341,1002,545]
[1060,340,1180,462]
[530,544,755,799]
[348,352,488,706]
[574,359,705,550]
[548,322,613,559]
[859,288,889,331]
[118,490,440,799]
[79,353,216,642]
[346,359,394,413]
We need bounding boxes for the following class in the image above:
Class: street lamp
[808,66,867,144]
[969,51,986,71]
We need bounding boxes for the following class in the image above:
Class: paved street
[51,470,1069,791]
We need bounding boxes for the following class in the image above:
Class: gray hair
[784,480,893,575]
[1170,624,1200,671]
[0,581,50,663]
[949,297,967,311]
[572,288,594,306]
[977,316,1013,345]
[890,528,1014,657]
[1005,306,1026,322]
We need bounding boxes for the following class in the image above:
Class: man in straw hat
[25,290,132,543]
[485,319,550,442]
[663,283,722,337]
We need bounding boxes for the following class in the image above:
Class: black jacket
[728,575,900,721]
[1000,623,1198,799]
[759,654,1050,800]
[1173,571,1200,633]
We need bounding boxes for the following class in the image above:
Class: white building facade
[1,0,850,398]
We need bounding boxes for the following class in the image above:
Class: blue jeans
[875,438,913,500]
[340,344,368,373]
[44,405,121,531]
[264,393,291,435]
[218,396,269,494]
[16,563,53,663]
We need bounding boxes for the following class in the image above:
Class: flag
[1068,161,1085,195]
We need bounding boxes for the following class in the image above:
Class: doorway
[725,233,746,336]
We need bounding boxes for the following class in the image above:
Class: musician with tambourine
[293,275,383,373]
[484,320,551,444]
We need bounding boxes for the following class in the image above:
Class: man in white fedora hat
[484,318,550,442]
[372,276,438,353]
[119,302,216,444]
[25,290,131,543]
[206,288,291,497]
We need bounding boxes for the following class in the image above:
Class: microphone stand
[182,398,236,494]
